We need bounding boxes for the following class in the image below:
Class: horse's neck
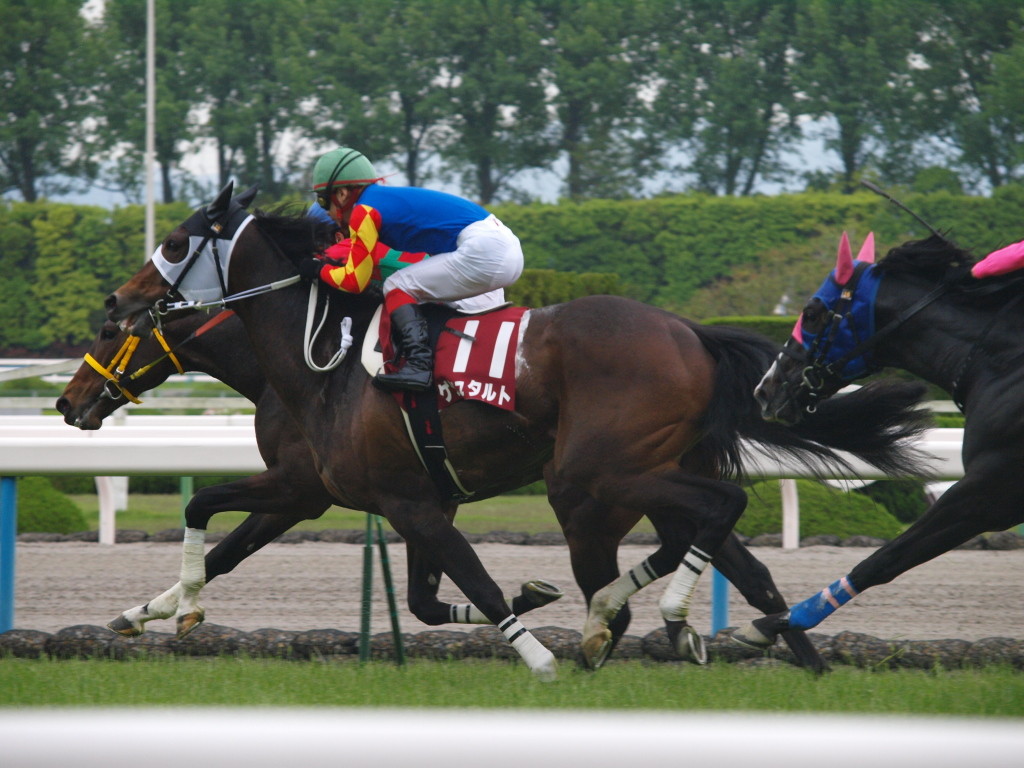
[166,318,269,404]
[233,290,372,425]
[874,284,1015,396]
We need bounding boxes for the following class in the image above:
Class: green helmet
[311,148,378,193]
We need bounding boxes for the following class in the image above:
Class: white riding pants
[383,215,523,313]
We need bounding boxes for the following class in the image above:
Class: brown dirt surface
[12,541,1023,642]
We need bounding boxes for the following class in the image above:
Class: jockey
[298,147,524,392]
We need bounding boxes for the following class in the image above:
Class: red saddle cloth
[380,305,528,412]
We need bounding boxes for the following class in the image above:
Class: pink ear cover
[972,240,1024,278]
[791,314,803,342]
[835,231,854,284]
[856,232,875,264]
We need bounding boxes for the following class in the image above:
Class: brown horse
[62,307,875,672]
[103,184,929,679]
[56,313,566,638]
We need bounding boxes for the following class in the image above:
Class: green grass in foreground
[1,658,1022,715]
[68,494,657,536]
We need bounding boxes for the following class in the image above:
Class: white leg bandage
[449,603,491,624]
[590,557,659,621]
[499,614,557,682]
[180,527,207,588]
[659,546,711,622]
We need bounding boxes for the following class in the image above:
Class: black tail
[687,322,932,482]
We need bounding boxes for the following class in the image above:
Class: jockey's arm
[317,204,383,293]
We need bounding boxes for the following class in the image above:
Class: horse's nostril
[104,294,117,313]
[55,397,69,415]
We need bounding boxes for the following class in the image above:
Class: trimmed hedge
[855,479,930,525]
[15,476,88,534]
[737,479,904,540]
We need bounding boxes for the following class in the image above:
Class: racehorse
[62,308,876,672]
[57,312,565,638]
[735,230,1024,649]
[103,183,930,679]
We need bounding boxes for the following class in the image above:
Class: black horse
[104,184,929,679]
[737,230,1023,648]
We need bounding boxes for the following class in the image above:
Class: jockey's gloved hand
[297,259,323,281]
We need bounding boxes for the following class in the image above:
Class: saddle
[361,303,530,502]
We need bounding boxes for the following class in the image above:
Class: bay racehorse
[103,183,929,679]
[62,307,888,672]
[56,312,566,638]
[736,230,1024,649]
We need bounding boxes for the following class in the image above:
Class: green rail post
[179,476,193,527]
[374,515,405,665]
[358,513,374,662]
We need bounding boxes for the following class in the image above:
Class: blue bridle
[796,260,883,382]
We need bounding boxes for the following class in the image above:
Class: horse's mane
[875,233,975,281]
[252,205,337,258]
[876,233,1024,304]
[250,205,384,306]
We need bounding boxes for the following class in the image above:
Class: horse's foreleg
[107,528,205,637]
[405,541,564,626]
[711,534,827,673]
[734,473,1020,650]
[107,582,184,636]
[390,506,557,681]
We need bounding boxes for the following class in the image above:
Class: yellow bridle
[82,328,185,404]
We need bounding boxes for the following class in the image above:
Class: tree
[181,0,315,198]
[0,0,99,202]
[92,0,205,204]
[911,0,1024,191]
[535,0,660,200]
[302,0,452,188]
[432,1,558,204]
[790,0,921,193]
[651,0,801,196]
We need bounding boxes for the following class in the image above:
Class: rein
[157,217,353,372]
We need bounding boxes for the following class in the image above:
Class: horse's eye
[802,302,826,330]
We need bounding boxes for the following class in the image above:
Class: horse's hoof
[107,615,143,637]
[176,610,205,638]
[731,618,778,650]
[521,579,564,608]
[581,629,613,670]
[532,655,558,683]
[666,621,708,665]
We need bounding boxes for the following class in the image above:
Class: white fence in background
[0,414,966,546]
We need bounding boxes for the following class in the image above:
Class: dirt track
[12,541,1024,641]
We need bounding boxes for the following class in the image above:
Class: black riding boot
[375,303,434,392]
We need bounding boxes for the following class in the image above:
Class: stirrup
[374,367,433,392]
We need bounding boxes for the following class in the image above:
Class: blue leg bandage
[787,576,859,631]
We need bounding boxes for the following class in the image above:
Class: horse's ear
[835,231,855,284]
[206,182,235,221]
[234,185,259,210]
[857,232,876,264]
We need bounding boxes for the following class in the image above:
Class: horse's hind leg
[583,471,747,668]
[711,535,828,673]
